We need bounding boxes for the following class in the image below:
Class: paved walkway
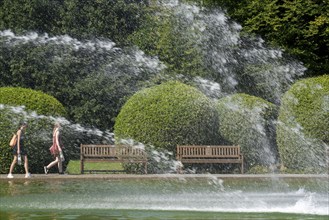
[0,173,328,181]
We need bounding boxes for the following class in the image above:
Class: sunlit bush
[277,75,329,172]
[114,81,220,154]
[216,93,278,168]
[0,87,66,116]
[0,87,67,174]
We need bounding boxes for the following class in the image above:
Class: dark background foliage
[0,0,328,173]
[196,0,329,77]
[1,0,326,132]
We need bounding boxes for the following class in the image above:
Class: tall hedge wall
[114,81,220,154]
[0,87,67,174]
[277,75,329,172]
[216,93,278,168]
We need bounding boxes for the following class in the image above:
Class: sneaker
[25,173,31,178]
[44,166,48,174]
[7,174,13,178]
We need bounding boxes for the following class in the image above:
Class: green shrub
[114,81,220,154]
[128,5,209,79]
[0,105,53,174]
[277,75,329,172]
[0,104,94,174]
[0,87,68,174]
[0,87,66,116]
[216,93,278,168]
[247,165,272,174]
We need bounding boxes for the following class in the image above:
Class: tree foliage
[128,4,209,78]
[0,0,62,34]
[0,0,147,45]
[129,1,306,106]
[0,0,328,174]
[0,31,162,130]
[197,0,329,77]
[59,0,147,45]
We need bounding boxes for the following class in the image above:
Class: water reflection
[0,177,328,218]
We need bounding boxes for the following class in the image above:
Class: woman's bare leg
[9,156,17,174]
[57,159,63,173]
[24,155,29,174]
[46,156,59,169]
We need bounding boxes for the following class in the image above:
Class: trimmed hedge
[0,87,66,116]
[114,81,220,154]
[0,87,67,174]
[277,75,329,172]
[216,93,278,168]
[0,105,94,174]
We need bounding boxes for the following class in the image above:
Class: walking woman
[44,122,65,174]
[7,122,31,178]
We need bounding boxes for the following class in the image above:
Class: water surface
[0,175,328,219]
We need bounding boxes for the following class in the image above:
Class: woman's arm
[17,129,21,154]
[55,130,62,152]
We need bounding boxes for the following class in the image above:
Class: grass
[65,160,125,175]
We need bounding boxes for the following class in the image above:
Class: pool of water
[0,176,328,219]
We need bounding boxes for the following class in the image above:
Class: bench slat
[180,159,243,163]
[180,155,240,158]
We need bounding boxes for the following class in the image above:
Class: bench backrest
[115,144,147,159]
[81,144,147,159]
[177,145,241,159]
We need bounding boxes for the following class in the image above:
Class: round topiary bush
[114,81,220,154]
[277,75,329,172]
[216,93,278,169]
[0,87,68,174]
[0,87,66,116]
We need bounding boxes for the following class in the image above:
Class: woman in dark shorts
[7,122,31,178]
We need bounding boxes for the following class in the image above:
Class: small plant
[247,165,272,174]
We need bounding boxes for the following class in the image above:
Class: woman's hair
[18,121,28,129]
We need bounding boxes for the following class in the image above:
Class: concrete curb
[0,173,328,181]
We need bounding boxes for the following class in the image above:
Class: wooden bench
[80,144,148,174]
[176,145,244,174]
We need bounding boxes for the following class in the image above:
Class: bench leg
[177,164,183,174]
[80,158,84,174]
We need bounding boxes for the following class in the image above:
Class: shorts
[12,145,27,156]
